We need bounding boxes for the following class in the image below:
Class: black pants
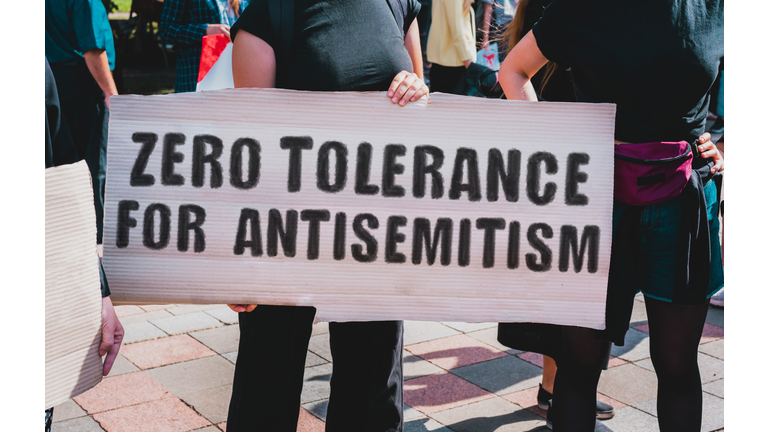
[428,63,466,94]
[227,305,404,432]
[49,61,108,243]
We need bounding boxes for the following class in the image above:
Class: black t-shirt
[231,0,420,91]
[532,1,723,143]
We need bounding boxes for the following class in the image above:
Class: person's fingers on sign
[100,297,125,375]
[206,23,231,41]
[388,70,429,106]
[228,304,258,313]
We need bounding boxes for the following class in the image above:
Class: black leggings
[551,296,710,431]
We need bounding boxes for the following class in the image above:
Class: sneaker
[711,288,724,308]
[596,400,615,420]
[537,384,553,410]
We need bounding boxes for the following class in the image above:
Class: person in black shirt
[224,1,426,431]
[499,1,723,431]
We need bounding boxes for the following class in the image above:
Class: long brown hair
[230,0,241,17]
[502,0,557,91]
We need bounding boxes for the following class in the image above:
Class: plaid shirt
[159,0,249,92]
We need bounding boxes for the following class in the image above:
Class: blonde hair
[463,0,474,15]
[230,0,241,17]
[502,0,557,91]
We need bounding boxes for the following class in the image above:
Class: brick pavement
[51,297,724,432]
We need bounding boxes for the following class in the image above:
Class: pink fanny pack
[614,141,693,206]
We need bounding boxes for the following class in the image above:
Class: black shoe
[537,384,553,410]
[545,405,553,430]
[595,400,615,420]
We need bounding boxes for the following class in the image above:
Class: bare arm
[231,30,277,88]
[498,30,548,101]
[404,20,424,79]
[83,48,118,109]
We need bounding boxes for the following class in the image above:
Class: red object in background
[198,34,230,83]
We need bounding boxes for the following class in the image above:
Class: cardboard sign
[104,89,616,328]
[46,160,103,409]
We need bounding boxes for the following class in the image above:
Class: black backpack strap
[267,0,295,87]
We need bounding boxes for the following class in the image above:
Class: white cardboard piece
[104,89,616,328]
[46,160,103,409]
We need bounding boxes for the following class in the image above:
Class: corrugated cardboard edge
[45,160,103,409]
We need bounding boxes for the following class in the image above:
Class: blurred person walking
[426,0,476,93]
[45,0,118,244]
[159,0,251,93]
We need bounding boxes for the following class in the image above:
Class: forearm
[404,21,424,79]
[83,49,118,100]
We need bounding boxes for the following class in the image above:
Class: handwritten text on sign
[104,89,616,327]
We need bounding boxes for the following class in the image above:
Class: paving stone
[92,396,211,432]
[218,422,226,431]
[302,399,328,421]
[628,299,648,326]
[190,427,222,432]
[701,391,724,431]
[607,356,628,368]
[151,311,223,335]
[302,363,333,404]
[517,352,544,367]
[106,354,140,376]
[610,328,650,362]
[312,321,329,336]
[699,339,724,360]
[120,334,217,369]
[404,404,427,421]
[404,418,453,432]
[404,371,494,414]
[429,397,546,432]
[51,399,87,422]
[308,333,332,361]
[597,364,658,406]
[51,416,105,432]
[140,304,176,312]
[452,355,542,395]
[634,352,723,384]
[167,304,225,315]
[404,321,461,346]
[703,378,724,398]
[440,322,497,333]
[705,306,723,328]
[465,327,523,355]
[599,406,660,432]
[630,398,658,417]
[74,372,169,414]
[115,305,145,318]
[406,334,507,370]
[178,384,233,424]
[500,387,547,419]
[122,321,168,344]
[305,350,328,367]
[145,356,235,396]
[298,407,325,432]
[190,325,240,354]
[597,392,627,410]
[222,351,238,364]
[204,307,239,324]
[120,310,174,325]
[700,323,724,344]
[404,352,445,380]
